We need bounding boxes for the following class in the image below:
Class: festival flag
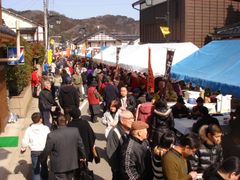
[147,47,155,92]
[160,26,171,37]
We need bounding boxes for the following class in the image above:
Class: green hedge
[6,39,45,96]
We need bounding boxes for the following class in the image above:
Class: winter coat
[103,83,119,106]
[189,125,223,172]
[87,86,101,105]
[120,94,137,113]
[120,137,153,180]
[58,85,80,110]
[38,88,56,111]
[102,109,121,138]
[136,102,154,123]
[149,108,174,148]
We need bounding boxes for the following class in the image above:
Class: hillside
[9,9,139,41]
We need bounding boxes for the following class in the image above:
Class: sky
[2,0,140,20]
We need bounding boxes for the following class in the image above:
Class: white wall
[2,10,43,42]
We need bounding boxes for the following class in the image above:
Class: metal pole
[43,0,48,52]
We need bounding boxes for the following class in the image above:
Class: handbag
[79,161,94,180]
[92,146,100,164]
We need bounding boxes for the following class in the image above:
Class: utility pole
[43,0,48,53]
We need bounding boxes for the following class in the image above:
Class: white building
[2,8,44,42]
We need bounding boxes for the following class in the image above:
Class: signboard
[7,47,24,65]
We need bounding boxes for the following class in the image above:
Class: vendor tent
[171,40,240,98]
[93,45,124,65]
[118,42,199,76]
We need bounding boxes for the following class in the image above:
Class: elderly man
[38,80,57,128]
[120,121,153,180]
[106,110,134,180]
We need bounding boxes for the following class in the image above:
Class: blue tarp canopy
[171,40,240,98]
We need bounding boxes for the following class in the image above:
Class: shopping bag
[79,161,94,180]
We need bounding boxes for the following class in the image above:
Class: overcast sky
[3,0,140,20]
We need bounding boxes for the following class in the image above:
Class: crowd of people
[25,56,240,180]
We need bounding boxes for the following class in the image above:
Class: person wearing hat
[171,97,190,118]
[120,121,153,180]
[87,80,103,123]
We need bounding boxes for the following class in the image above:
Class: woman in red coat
[87,80,103,123]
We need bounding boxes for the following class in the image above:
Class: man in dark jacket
[103,77,119,107]
[40,115,86,179]
[120,86,137,113]
[38,80,57,128]
[106,110,134,180]
[68,108,96,162]
[58,77,80,115]
[120,121,153,180]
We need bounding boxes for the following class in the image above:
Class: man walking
[106,110,134,180]
[38,80,57,128]
[40,115,86,180]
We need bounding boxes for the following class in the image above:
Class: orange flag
[147,48,155,92]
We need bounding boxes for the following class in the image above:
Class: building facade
[2,7,43,42]
[133,0,240,47]
[0,2,16,132]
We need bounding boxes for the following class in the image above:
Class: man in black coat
[103,77,119,107]
[40,115,86,179]
[38,80,57,128]
[68,108,96,162]
[58,77,80,115]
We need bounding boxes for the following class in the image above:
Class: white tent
[119,42,199,76]
[93,46,124,65]
[93,42,199,77]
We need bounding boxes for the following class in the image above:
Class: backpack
[136,102,154,123]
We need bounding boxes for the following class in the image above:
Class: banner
[165,49,175,79]
[48,49,53,64]
[147,48,155,92]
[160,26,171,37]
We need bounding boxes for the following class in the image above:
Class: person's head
[65,76,72,84]
[31,112,42,124]
[179,133,201,158]
[155,98,167,111]
[218,156,240,180]
[177,96,185,105]
[196,97,204,106]
[206,124,223,145]
[120,86,128,97]
[57,115,68,126]
[159,131,176,149]
[108,100,120,113]
[146,92,154,102]
[119,110,134,131]
[69,108,81,120]
[199,106,209,116]
[131,121,149,141]
[43,80,51,90]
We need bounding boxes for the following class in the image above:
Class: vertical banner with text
[114,47,121,79]
[165,49,175,79]
[147,47,155,92]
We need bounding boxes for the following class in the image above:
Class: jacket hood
[139,102,154,114]
[60,85,76,94]
[154,108,172,118]
[199,125,214,145]
[30,124,45,134]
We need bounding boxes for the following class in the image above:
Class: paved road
[0,98,112,180]
[80,100,112,180]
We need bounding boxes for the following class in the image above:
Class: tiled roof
[214,22,240,36]
[0,25,16,36]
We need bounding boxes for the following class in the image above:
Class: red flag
[147,48,155,92]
